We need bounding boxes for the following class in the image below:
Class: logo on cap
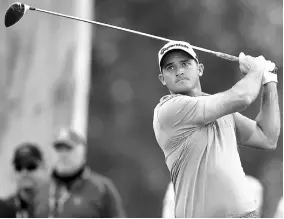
[160,43,190,55]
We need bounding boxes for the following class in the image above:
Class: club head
[5,2,30,28]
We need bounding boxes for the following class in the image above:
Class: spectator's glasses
[15,162,38,172]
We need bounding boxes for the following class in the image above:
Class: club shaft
[31,7,239,62]
[30,6,279,72]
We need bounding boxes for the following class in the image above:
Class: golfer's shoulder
[155,94,198,111]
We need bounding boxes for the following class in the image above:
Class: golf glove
[262,60,277,84]
[239,52,266,75]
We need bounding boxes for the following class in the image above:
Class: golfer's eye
[181,61,191,67]
[166,65,175,71]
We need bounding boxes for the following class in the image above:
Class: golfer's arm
[255,83,280,147]
[204,70,262,123]
[232,70,263,104]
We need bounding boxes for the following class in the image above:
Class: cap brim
[14,157,41,167]
[159,49,198,70]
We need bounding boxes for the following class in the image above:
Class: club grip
[215,52,278,74]
[215,52,239,62]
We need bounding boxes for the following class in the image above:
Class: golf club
[4,2,278,73]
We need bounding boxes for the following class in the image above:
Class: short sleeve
[157,95,206,131]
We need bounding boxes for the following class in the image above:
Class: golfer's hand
[264,60,276,73]
[262,60,277,84]
[239,52,266,75]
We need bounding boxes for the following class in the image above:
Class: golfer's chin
[171,82,194,94]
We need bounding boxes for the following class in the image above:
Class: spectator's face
[15,161,48,195]
[53,143,85,175]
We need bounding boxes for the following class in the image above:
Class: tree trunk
[0,0,92,197]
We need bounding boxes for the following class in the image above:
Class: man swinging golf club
[153,41,280,218]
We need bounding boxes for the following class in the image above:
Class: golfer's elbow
[265,133,280,150]
[266,140,278,150]
[241,95,252,108]
[229,88,251,111]
[230,79,259,110]
[239,89,255,107]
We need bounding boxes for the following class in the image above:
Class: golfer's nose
[176,66,184,76]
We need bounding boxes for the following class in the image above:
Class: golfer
[153,41,280,218]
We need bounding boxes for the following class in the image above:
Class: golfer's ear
[198,63,204,77]
[158,73,166,86]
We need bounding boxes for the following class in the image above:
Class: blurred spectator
[0,143,48,218]
[0,199,17,218]
[35,128,126,218]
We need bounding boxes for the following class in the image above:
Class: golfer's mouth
[176,78,189,83]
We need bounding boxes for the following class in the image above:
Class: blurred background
[0,0,283,217]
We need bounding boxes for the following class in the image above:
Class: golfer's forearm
[202,71,263,122]
[231,71,263,105]
[255,83,280,147]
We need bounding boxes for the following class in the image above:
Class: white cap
[158,41,198,72]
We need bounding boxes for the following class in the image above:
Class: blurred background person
[0,143,48,218]
[35,128,126,218]
[0,199,17,218]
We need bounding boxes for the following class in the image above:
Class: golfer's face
[161,51,199,94]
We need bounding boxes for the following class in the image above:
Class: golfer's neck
[188,88,203,97]
[173,85,203,97]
